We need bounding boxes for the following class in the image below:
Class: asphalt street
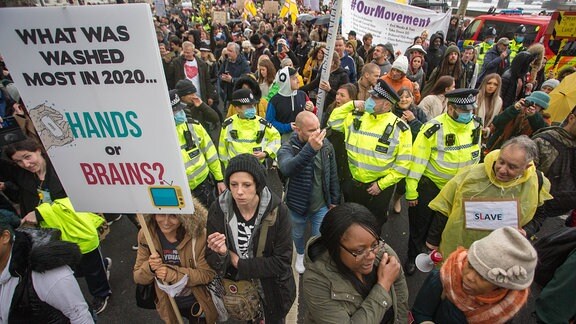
[87,200,566,323]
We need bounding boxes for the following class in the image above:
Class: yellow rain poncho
[430,149,552,258]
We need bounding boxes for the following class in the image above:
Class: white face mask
[155,274,188,297]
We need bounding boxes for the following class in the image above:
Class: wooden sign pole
[136,213,184,324]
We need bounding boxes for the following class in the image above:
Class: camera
[524,100,534,107]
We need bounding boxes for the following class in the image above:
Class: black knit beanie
[225,154,267,194]
[175,79,197,97]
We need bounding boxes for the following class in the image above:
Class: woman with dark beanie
[205,154,295,323]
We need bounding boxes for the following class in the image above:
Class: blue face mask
[174,110,187,125]
[455,110,473,124]
[486,39,495,45]
[515,36,524,43]
[365,97,376,114]
[243,106,256,119]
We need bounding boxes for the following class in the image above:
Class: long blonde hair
[476,73,502,125]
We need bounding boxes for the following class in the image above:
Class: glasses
[340,238,385,260]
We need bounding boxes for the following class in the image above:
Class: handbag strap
[256,207,277,257]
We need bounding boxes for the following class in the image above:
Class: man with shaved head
[277,111,340,274]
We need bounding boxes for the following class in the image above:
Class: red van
[459,12,576,75]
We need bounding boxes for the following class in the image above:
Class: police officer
[404,88,482,275]
[475,27,497,69]
[170,89,225,208]
[219,88,281,168]
[509,24,527,62]
[328,79,412,229]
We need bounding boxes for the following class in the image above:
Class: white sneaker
[295,254,305,274]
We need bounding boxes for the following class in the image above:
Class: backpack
[533,226,576,286]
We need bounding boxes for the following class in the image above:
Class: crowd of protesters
[1,1,576,323]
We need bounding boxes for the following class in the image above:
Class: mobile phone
[277,43,283,53]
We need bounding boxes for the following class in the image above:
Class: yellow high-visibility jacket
[176,121,223,190]
[406,113,482,200]
[218,114,281,167]
[328,101,412,190]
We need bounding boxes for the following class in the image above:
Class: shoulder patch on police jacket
[397,119,409,132]
[424,123,441,138]
[259,118,273,128]
[222,117,233,128]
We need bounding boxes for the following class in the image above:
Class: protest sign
[213,11,228,24]
[342,0,451,53]
[264,1,279,14]
[316,0,342,118]
[0,4,194,214]
[237,0,245,11]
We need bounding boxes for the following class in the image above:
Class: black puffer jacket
[500,51,535,109]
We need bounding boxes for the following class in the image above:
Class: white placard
[342,0,451,54]
[464,200,519,231]
[315,0,342,118]
[0,5,194,214]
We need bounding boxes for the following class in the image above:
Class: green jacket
[36,197,103,254]
[302,236,409,323]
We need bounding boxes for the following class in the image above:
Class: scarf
[440,248,528,324]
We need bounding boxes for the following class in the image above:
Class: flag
[280,0,299,23]
[245,0,257,17]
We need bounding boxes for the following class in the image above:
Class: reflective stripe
[187,163,208,180]
[346,143,388,160]
[229,138,256,143]
[349,125,382,139]
[427,163,453,180]
[184,154,201,168]
[206,154,219,164]
[435,157,478,169]
[393,165,410,176]
[408,169,424,179]
[204,141,215,152]
[349,157,392,172]
[434,143,477,151]
[396,154,412,162]
[412,157,429,166]
[328,119,343,128]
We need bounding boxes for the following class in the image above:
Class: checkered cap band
[171,93,181,106]
[372,83,397,103]
[448,93,476,105]
[238,97,252,104]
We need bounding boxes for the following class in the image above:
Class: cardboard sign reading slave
[464,199,519,231]
[264,1,279,14]
[213,11,227,25]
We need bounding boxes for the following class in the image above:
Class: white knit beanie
[391,55,409,74]
[541,78,559,90]
[467,227,537,290]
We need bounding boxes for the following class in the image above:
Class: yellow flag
[280,0,290,18]
[245,0,257,17]
[289,0,298,24]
